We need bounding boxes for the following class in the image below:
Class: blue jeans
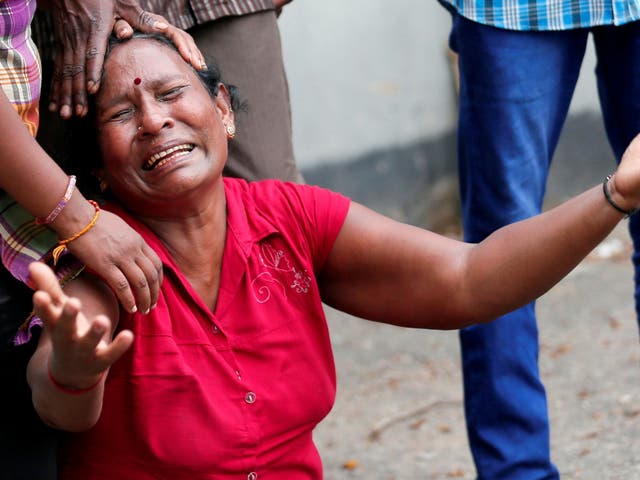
[449,13,640,479]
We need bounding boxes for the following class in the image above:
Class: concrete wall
[279,0,456,169]
[278,1,612,229]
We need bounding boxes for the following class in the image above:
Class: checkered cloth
[0,0,54,287]
[441,0,640,30]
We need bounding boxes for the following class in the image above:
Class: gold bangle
[52,200,100,265]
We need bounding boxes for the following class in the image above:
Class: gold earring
[225,123,236,139]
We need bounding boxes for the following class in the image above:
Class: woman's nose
[137,106,174,137]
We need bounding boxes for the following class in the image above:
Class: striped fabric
[441,0,640,30]
[0,193,58,287]
[0,0,40,135]
[139,0,275,31]
[0,0,56,288]
[33,0,276,62]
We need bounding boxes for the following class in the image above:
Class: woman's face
[95,38,232,215]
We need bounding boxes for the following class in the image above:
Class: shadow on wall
[302,111,615,235]
[303,131,460,234]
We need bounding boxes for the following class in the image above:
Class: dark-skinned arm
[320,134,640,329]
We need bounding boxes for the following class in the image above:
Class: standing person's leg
[450,14,587,479]
[189,11,303,183]
[593,21,640,329]
[0,266,60,480]
[2,12,62,477]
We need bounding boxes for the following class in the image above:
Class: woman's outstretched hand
[29,261,133,392]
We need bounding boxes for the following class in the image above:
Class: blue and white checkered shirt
[441,0,640,30]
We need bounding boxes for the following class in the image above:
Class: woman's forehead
[99,40,194,105]
[102,41,193,92]
[106,39,185,72]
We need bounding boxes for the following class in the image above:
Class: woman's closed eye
[109,108,135,122]
[158,85,188,102]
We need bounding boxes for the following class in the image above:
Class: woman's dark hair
[69,32,242,200]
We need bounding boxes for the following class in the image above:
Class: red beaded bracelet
[36,175,76,225]
[47,360,104,395]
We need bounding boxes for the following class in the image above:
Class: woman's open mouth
[143,144,195,171]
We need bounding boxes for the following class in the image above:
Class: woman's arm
[26,262,132,432]
[320,134,640,330]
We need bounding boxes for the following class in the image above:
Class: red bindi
[133,77,142,85]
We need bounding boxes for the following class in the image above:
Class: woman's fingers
[30,262,66,306]
[98,246,162,314]
[48,0,206,119]
[57,18,79,119]
[30,261,133,389]
[42,300,131,387]
[138,242,163,309]
[113,18,134,39]
[114,259,151,314]
[161,26,207,70]
[97,328,134,368]
[115,3,206,70]
[82,16,111,98]
[66,209,163,314]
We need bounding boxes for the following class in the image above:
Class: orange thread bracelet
[52,200,100,265]
[36,175,76,225]
[47,360,104,395]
